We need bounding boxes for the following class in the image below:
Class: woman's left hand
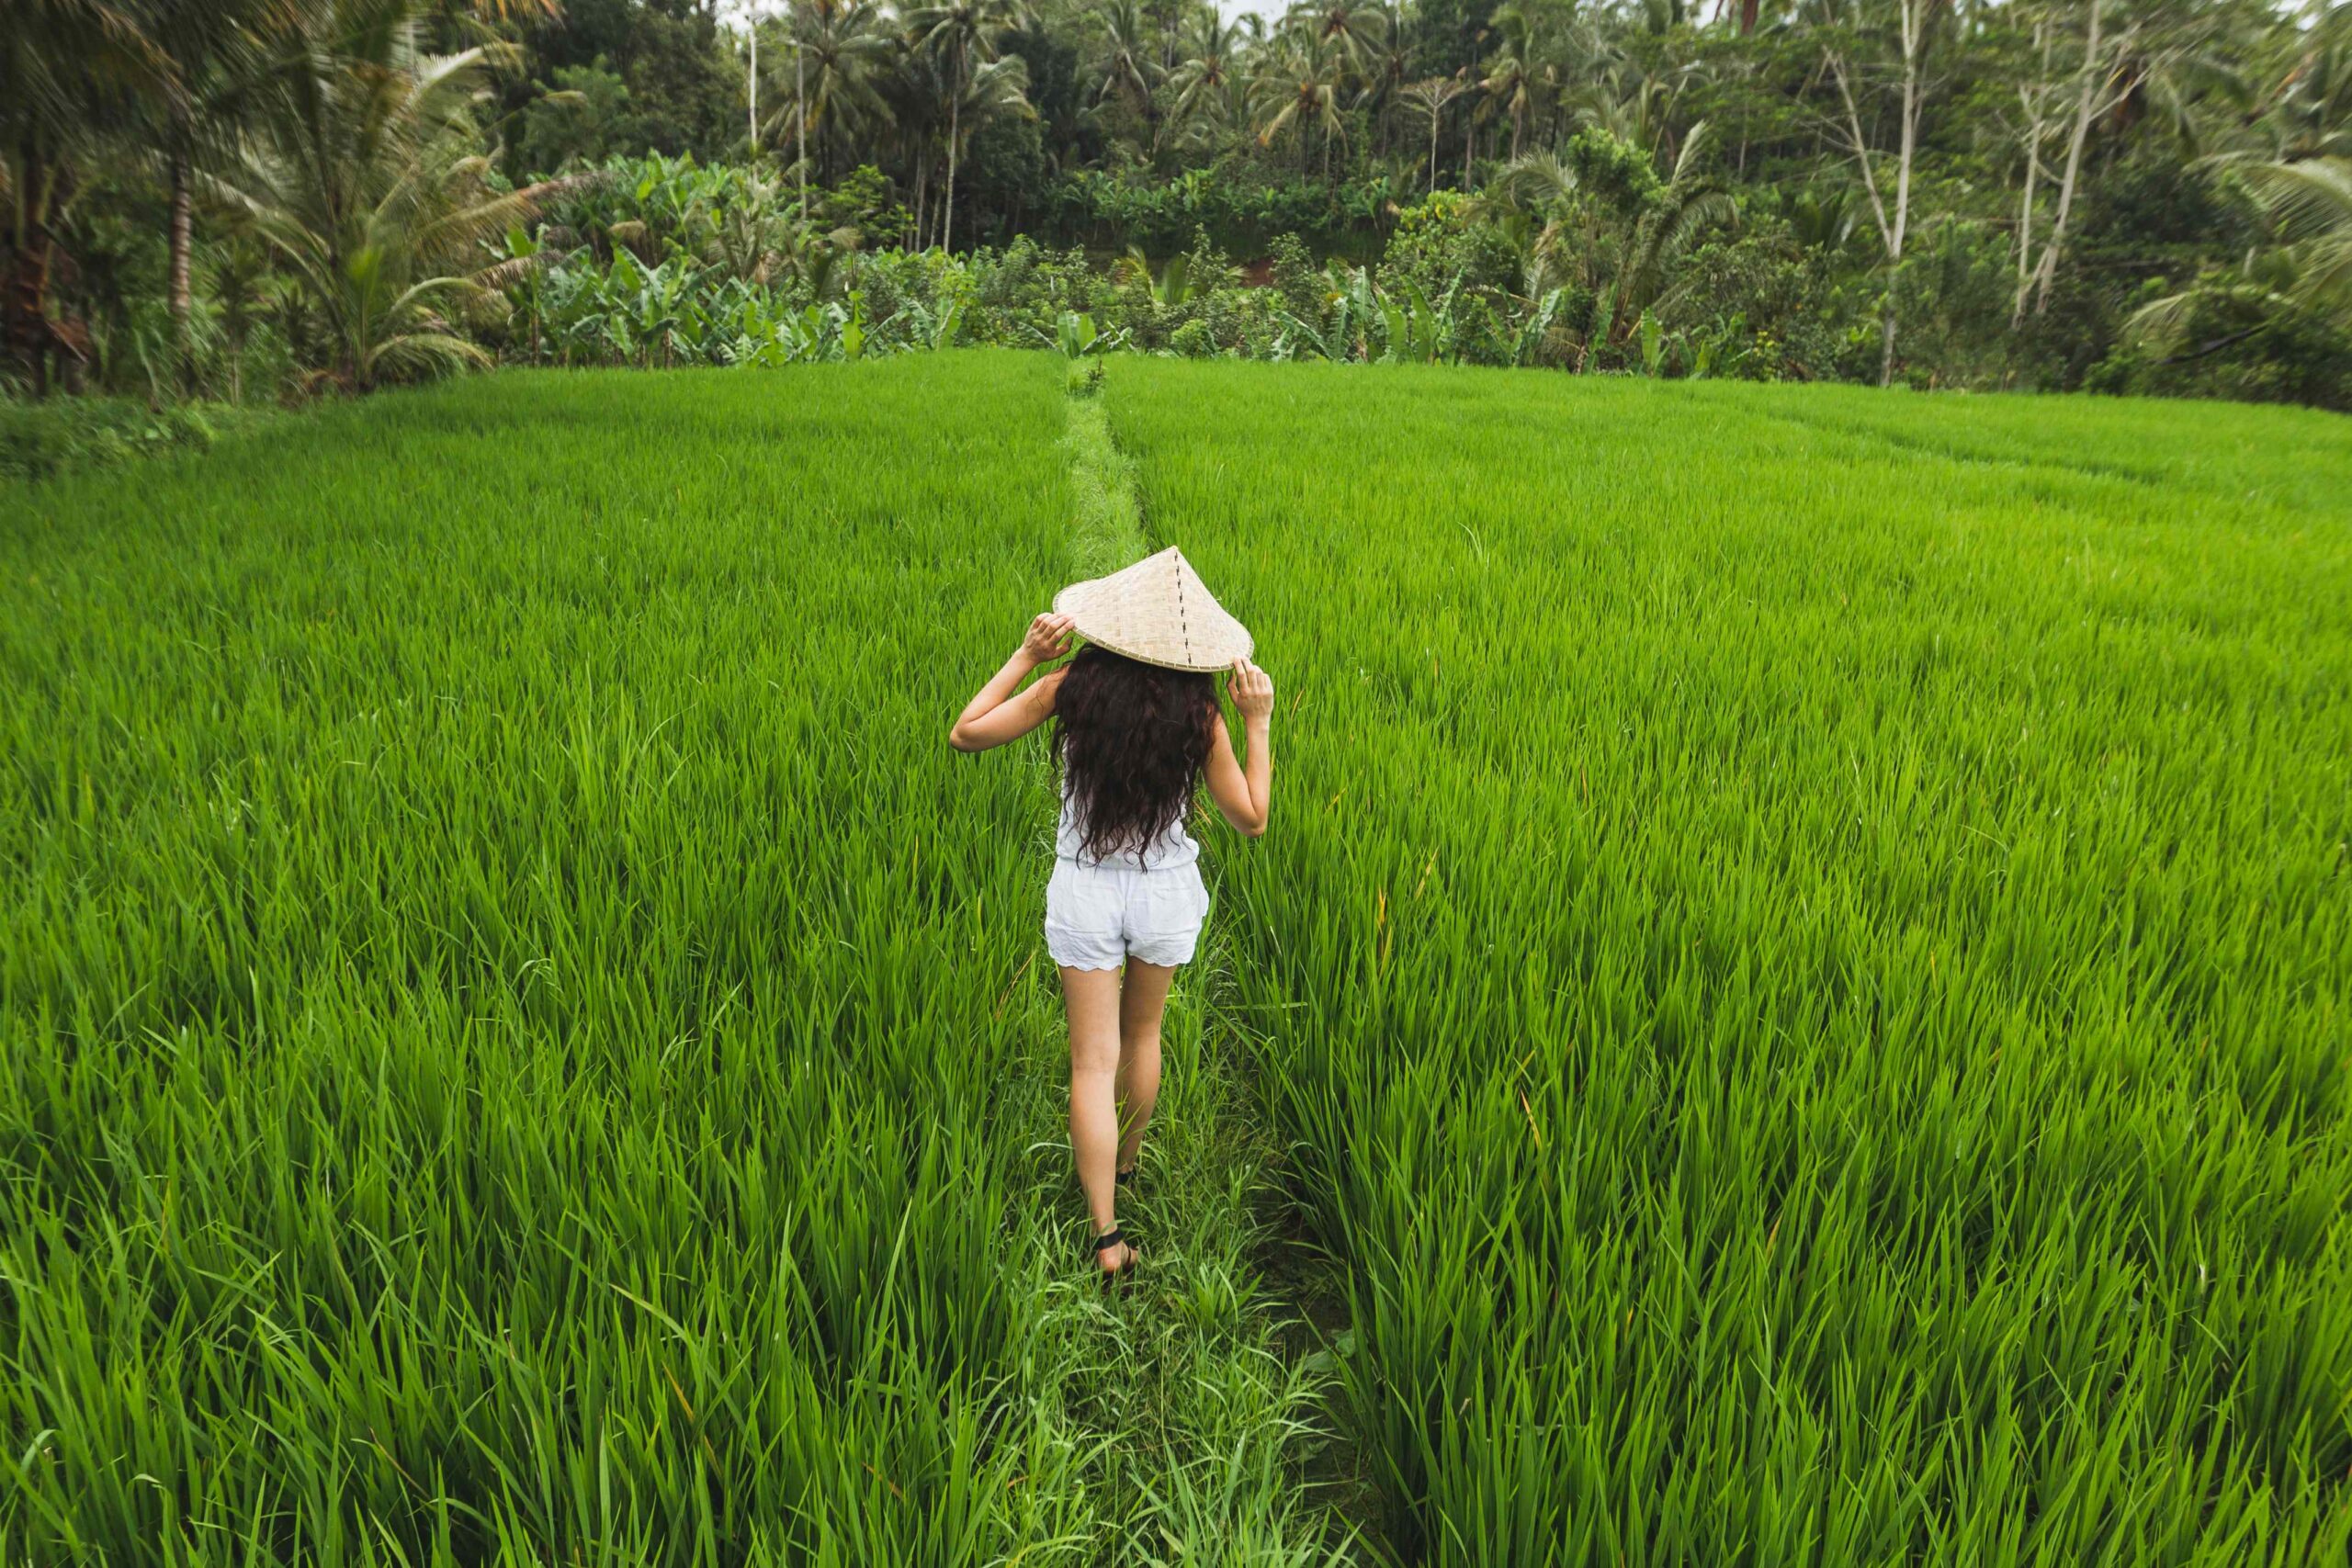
[1021,612,1076,664]
[1229,658,1275,720]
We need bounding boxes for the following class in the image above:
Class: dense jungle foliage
[6,0,2349,412]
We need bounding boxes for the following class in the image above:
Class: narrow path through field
[989,362,1372,1563]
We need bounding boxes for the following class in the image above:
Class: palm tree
[2,0,175,393]
[2252,17,2351,162]
[907,0,1024,253]
[1496,121,1734,363]
[1479,51,1539,163]
[1090,0,1161,152]
[1284,0,1386,77]
[1353,8,1415,157]
[208,0,560,389]
[1252,37,1348,180]
[1606,120,1736,349]
[143,0,287,392]
[2240,155,2352,315]
[1167,13,1247,145]
[762,0,890,188]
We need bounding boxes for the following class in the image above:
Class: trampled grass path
[997,362,1369,1563]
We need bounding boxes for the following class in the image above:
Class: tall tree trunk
[797,42,808,210]
[1429,110,1439,193]
[1826,0,1932,389]
[6,138,56,398]
[1883,23,1918,386]
[944,70,960,254]
[1879,284,1898,387]
[169,145,195,394]
[6,244,54,398]
[2032,0,2105,316]
[1740,0,1758,34]
[2011,137,2041,326]
[2012,18,2055,325]
[749,22,759,152]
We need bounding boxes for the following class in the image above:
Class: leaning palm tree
[1608,119,1736,346]
[906,0,1024,254]
[209,0,558,389]
[2240,155,2352,312]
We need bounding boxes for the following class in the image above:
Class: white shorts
[1045,858,1211,971]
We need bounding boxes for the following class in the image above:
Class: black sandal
[1088,1226,1138,1280]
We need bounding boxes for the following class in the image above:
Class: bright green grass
[1,355,1359,1566]
[1108,361,2352,1565]
[1,356,1049,1563]
[7,355,2347,1566]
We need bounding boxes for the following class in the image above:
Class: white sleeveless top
[1057,784,1200,871]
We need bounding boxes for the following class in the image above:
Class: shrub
[0,399,251,484]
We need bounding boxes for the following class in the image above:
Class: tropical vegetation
[5,0,2351,410]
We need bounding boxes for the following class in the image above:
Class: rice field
[1108,360,2352,1564]
[3,354,2348,1565]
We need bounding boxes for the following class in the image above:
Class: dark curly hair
[1053,645,1217,863]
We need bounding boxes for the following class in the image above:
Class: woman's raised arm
[1204,658,1273,836]
[948,613,1073,753]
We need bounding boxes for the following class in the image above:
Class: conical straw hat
[1053,546,1252,672]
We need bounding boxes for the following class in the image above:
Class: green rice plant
[13,346,2346,1567]
[1107,357,2352,1565]
[0,355,1100,1565]
[0,351,1366,1565]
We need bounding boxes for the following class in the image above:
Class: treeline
[6,0,2349,407]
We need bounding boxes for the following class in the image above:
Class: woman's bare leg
[1114,960,1177,1175]
[1060,965,1134,1271]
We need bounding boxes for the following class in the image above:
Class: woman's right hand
[1229,658,1274,721]
[1022,612,1076,665]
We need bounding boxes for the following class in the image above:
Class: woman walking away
[949,547,1274,1281]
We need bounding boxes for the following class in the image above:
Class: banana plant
[897,298,966,350]
[1375,278,1464,364]
[1039,310,1131,357]
[1510,286,1570,367]
[1115,246,1198,307]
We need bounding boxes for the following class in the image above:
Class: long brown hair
[1053,646,1217,862]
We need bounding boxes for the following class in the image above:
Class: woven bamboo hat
[1053,547,1253,672]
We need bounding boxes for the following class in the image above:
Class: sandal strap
[1087,1227,1125,1256]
